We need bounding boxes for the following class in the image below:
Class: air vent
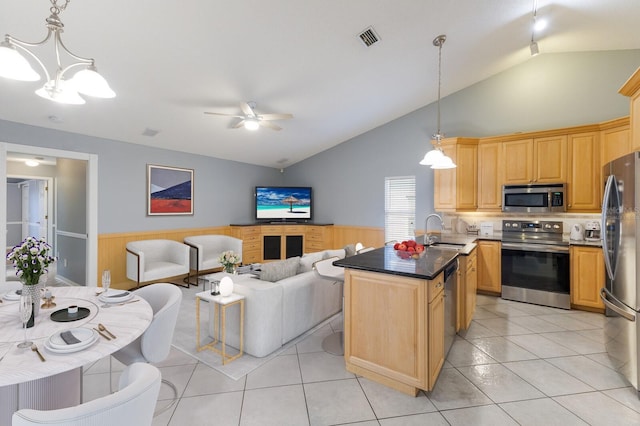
[142,128,159,137]
[358,26,380,47]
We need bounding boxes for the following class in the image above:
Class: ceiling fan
[204,101,293,131]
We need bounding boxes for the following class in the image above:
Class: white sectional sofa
[208,248,346,357]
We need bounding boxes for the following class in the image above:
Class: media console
[230,224,333,263]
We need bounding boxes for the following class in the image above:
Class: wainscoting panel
[332,225,385,250]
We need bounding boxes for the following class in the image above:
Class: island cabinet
[477,240,501,294]
[502,136,568,184]
[619,66,640,152]
[343,269,445,396]
[458,247,478,331]
[477,141,502,211]
[567,132,601,212]
[433,138,479,212]
[570,246,605,312]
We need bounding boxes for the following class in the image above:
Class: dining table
[0,286,153,426]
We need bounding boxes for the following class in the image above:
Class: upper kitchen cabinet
[502,136,568,184]
[619,67,640,152]
[433,138,478,212]
[477,141,502,211]
[567,132,601,212]
[600,117,630,166]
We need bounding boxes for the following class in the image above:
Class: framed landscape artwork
[147,164,194,215]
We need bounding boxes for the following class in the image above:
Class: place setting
[43,327,99,354]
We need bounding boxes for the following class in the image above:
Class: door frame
[0,143,98,287]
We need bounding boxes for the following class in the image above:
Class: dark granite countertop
[334,246,459,280]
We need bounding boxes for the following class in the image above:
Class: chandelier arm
[7,36,52,82]
[55,32,95,64]
[5,31,54,49]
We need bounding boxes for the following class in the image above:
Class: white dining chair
[110,283,182,415]
[313,256,345,355]
[12,363,161,426]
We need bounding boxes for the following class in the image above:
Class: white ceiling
[1,0,639,168]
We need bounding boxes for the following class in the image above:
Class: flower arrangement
[218,250,241,273]
[6,237,56,285]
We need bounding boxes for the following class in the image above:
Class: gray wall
[2,50,639,234]
[284,49,640,227]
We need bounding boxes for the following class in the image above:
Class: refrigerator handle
[600,288,636,322]
[601,175,615,280]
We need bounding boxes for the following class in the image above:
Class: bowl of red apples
[393,240,425,259]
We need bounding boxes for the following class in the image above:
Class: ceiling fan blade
[232,120,246,129]
[259,120,282,131]
[204,112,244,118]
[240,102,256,118]
[258,113,293,121]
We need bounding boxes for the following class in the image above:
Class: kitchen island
[334,246,459,396]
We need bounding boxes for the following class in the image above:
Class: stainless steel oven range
[501,220,570,309]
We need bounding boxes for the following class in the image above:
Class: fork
[31,344,45,362]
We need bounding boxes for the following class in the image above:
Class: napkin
[60,330,82,345]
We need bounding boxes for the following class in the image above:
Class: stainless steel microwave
[502,183,567,213]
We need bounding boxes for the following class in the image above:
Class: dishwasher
[443,258,458,358]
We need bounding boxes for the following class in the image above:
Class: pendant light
[419,34,456,169]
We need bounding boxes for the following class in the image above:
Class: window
[385,176,415,243]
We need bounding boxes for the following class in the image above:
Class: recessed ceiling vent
[358,26,380,47]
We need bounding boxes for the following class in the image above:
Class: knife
[94,328,112,341]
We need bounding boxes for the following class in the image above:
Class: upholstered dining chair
[110,283,182,415]
[126,239,190,289]
[12,363,161,426]
[183,235,243,286]
[313,256,345,356]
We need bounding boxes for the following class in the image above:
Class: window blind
[385,176,416,243]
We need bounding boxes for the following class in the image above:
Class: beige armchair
[183,235,242,286]
[126,239,190,289]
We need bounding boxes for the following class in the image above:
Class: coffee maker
[585,220,601,241]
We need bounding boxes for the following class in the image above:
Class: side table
[195,291,245,365]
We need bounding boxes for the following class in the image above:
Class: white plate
[48,328,97,350]
[44,333,98,354]
[99,290,133,304]
[2,290,20,301]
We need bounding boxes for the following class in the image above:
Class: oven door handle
[600,288,636,322]
[501,242,570,253]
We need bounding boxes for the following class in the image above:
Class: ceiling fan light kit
[420,34,456,169]
[205,101,293,131]
[0,0,115,104]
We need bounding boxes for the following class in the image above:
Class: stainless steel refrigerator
[601,150,640,397]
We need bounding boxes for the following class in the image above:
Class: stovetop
[501,220,567,245]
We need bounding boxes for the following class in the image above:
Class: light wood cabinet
[458,248,478,330]
[344,269,445,395]
[433,138,478,212]
[570,246,605,312]
[477,240,501,294]
[600,118,630,166]
[230,226,262,264]
[305,225,332,253]
[619,67,640,152]
[477,142,502,211]
[567,132,601,212]
[502,137,567,184]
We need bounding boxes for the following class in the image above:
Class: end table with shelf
[195,291,245,365]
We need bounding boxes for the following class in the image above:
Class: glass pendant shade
[431,155,457,169]
[0,43,40,81]
[35,79,86,105]
[70,66,115,98]
[419,148,445,165]
[244,118,260,131]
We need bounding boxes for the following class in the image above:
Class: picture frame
[147,164,194,215]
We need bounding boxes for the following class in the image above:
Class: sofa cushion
[260,256,300,282]
[323,249,346,260]
[299,251,325,273]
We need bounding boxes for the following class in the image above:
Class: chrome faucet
[424,213,444,245]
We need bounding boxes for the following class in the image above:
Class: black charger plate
[50,307,90,322]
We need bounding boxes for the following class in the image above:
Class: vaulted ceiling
[1,0,639,168]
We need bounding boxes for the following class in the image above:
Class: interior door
[21,183,29,240]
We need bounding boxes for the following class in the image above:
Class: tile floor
[82,294,640,426]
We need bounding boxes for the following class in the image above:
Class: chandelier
[0,0,115,104]
[419,34,456,169]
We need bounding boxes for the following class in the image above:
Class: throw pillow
[299,251,325,273]
[343,244,356,257]
[260,256,301,282]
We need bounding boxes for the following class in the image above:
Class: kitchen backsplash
[441,212,601,239]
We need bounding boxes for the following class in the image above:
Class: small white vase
[219,276,234,297]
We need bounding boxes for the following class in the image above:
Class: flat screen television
[255,186,312,222]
